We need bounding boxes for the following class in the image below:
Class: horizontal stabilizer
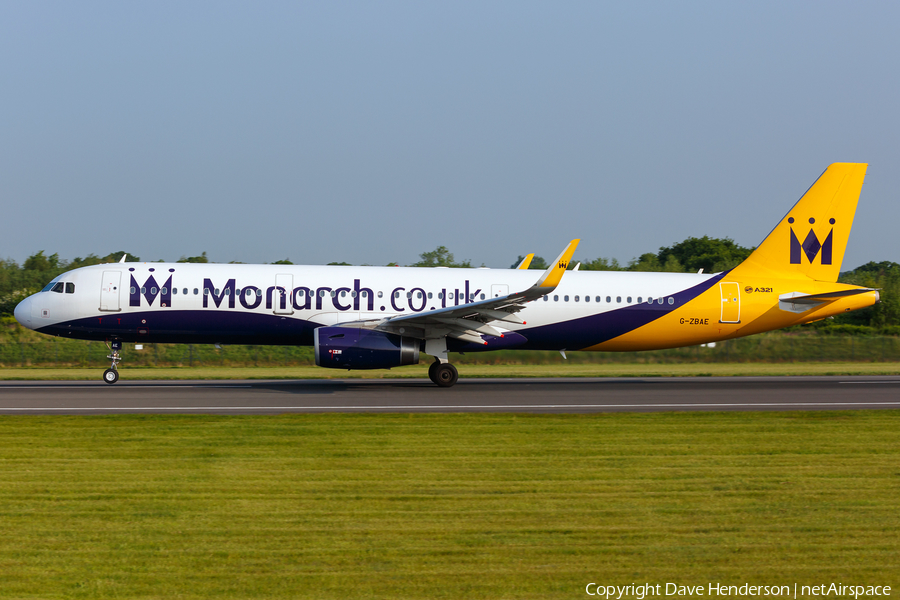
[779,288,878,304]
[778,288,879,313]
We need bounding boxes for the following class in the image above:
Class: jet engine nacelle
[314,326,420,370]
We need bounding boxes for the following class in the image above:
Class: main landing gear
[428,359,458,388]
[103,340,122,385]
[425,338,458,387]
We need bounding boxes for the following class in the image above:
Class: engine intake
[314,326,420,370]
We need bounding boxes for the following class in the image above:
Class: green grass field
[1,361,899,380]
[0,412,897,598]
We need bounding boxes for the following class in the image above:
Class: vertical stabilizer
[733,163,867,282]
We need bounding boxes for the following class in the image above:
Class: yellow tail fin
[732,163,867,282]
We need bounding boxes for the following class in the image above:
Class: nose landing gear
[103,340,123,385]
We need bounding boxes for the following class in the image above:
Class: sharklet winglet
[533,239,580,290]
[515,254,534,270]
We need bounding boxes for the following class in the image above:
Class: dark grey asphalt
[0,376,898,414]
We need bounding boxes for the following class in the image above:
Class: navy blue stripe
[512,272,728,351]
[37,310,318,345]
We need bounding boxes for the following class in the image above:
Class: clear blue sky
[2,1,898,269]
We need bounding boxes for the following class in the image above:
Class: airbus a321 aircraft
[14,163,879,387]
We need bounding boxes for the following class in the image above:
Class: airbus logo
[789,217,834,265]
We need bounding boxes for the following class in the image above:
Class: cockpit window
[42,281,59,292]
[65,282,75,294]
[51,282,64,294]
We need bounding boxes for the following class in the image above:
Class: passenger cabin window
[65,283,75,294]
[596,296,601,302]
[564,295,569,302]
[575,295,580,302]
[616,296,621,303]
[194,289,199,295]
[183,288,188,295]
[668,297,675,305]
[553,295,559,302]
[606,296,611,303]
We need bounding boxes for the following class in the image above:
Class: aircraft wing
[372,240,579,344]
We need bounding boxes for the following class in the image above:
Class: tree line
[2,239,898,331]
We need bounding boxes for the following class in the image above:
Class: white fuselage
[15,262,715,350]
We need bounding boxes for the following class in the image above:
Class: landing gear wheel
[433,363,458,388]
[103,369,119,385]
[428,361,440,384]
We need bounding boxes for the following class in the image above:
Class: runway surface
[0,376,899,414]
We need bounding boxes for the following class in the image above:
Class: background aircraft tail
[732,163,867,282]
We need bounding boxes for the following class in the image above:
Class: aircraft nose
[14,296,34,330]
